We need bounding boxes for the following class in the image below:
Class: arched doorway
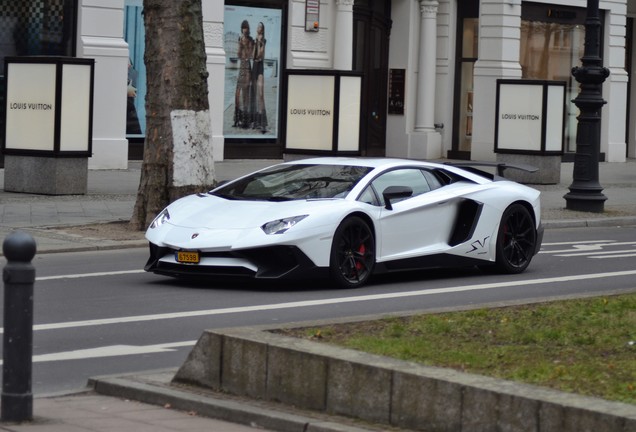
[353,0,391,157]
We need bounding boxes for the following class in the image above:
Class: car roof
[282,157,443,170]
[279,157,494,185]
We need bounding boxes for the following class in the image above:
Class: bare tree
[131,0,215,230]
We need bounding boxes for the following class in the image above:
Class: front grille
[155,262,255,277]
[146,243,320,280]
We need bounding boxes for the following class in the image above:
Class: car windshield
[211,164,373,201]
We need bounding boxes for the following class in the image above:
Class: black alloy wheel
[493,203,537,274]
[330,216,375,288]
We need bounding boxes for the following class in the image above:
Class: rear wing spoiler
[444,161,538,180]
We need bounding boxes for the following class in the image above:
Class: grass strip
[283,293,636,404]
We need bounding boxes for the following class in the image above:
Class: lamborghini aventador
[145,157,543,288]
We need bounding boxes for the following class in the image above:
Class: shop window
[520,3,591,154]
[124,0,146,138]
[223,3,283,140]
[0,0,75,69]
[457,18,478,154]
[0,0,76,151]
[451,0,479,160]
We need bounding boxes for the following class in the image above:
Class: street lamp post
[563,0,609,213]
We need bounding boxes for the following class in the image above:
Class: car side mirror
[382,186,413,210]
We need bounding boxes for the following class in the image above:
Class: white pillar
[334,0,354,70]
[414,0,438,132]
[79,1,129,169]
[408,0,441,159]
[470,0,522,162]
[202,1,226,162]
[602,3,628,162]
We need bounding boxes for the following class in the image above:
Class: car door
[364,168,459,262]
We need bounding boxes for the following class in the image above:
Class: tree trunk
[130,0,216,230]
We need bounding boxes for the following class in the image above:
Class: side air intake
[449,199,483,246]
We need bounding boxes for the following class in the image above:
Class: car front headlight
[149,209,170,229]
[261,215,308,235]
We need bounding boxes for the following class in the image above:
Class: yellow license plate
[176,250,200,264]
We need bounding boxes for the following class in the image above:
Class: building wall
[471,0,522,162]
[79,0,233,169]
[385,0,631,163]
[627,2,636,158]
[77,0,632,168]
[288,0,333,69]
[79,0,129,169]
[469,0,628,163]
[202,1,226,162]
[600,0,628,162]
[386,0,455,160]
[385,0,414,158]
[434,0,456,158]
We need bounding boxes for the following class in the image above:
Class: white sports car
[145,157,543,288]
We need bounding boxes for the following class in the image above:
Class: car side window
[359,168,436,206]
[422,170,443,190]
[358,186,380,205]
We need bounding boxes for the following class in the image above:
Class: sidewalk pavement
[0,158,634,431]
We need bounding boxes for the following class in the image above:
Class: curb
[0,240,147,257]
[89,370,385,432]
[542,216,636,229]
[33,241,148,255]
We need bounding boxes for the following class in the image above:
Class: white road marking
[36,269,145,281]
[554,249,636,257]
[591,254,636,259]
[4,269,636,334]
[0,341,196,365]
[541,240,612,246]
[541,241,636,257]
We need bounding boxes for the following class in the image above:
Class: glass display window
[457,17,478,154]
[1,0,76,151]
[520,2,590,154]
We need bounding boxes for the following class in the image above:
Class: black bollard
[1,231,36,422]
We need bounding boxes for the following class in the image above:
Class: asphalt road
[3,225,636,396]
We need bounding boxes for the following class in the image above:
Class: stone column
[78,1,129,169]
[415,0,438,132]
[202,0,227,161]
[408,0,442,159]
[334,0,354,70]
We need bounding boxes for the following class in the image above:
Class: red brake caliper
[355,244,366,271]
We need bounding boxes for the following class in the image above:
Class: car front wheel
[330,216,375,289]
[493,203,537,274]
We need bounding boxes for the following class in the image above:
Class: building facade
[1,0,633,169]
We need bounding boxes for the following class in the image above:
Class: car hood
[165,194,326,229]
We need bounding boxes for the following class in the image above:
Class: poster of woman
[224,5,281,139]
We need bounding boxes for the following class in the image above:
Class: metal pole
[563,0,609,212]
[2,231,37,423]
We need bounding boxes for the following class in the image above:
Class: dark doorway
[449,0,479,160]
[353,0,391,157]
